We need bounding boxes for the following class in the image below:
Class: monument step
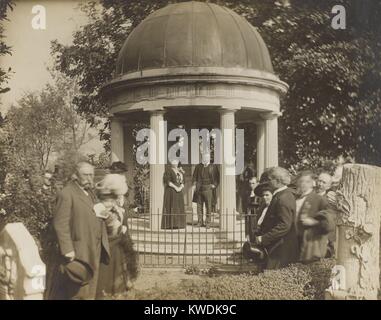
[130,233,245,242]
[134,243,242,255]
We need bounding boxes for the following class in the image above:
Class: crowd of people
[242,166,340,270]
[40,154,342,299]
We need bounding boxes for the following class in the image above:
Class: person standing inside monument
[161,159,187,229]
[49,162,110,300]
[192,152,220,228]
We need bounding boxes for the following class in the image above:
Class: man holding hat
[50,162,110,299]
[252,167,299,269]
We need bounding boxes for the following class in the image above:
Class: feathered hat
[95,174,128,196]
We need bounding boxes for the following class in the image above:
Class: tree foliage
[5,85,68,172]
[3,75,97,175]
[0,0,14,96]
[51,0,381,167]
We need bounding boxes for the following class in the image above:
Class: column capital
[109,114,125,122]
[219,108,238,115]
[147,109,166,115]
[260,111,282,120]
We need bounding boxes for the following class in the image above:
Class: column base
[325,288,377,300]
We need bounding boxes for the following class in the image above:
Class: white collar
[273,185,287,196]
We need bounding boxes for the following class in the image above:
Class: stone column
[149,111,166,230]
[256,121,265,178]
[261,112,280,168]
[325,164,381,300]
[110,116,124,163]
[219,109,236,236]
[124,123,135,204]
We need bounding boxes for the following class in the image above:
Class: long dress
[161,167,186,229]
[96,204,139,298]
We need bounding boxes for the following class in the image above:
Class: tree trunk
[326,164,381,300]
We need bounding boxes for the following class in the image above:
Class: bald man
[316,172,333,196]
[51,162,110,300]
[316,171,336,257]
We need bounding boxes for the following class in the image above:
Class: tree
[49,69,100,153]
[51,0,381,168]
[5,85,68,172]
[5,81,100,173]
[0,112,8,190]
[0,0,14,96]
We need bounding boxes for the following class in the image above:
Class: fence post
[325,164,381,300]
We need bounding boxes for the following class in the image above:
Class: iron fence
[126,210,259,268]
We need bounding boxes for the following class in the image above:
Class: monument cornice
[102,67,288,97]
[108,80,281,114]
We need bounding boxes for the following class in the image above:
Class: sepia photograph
[0,0,380,306]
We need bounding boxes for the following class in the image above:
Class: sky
[1,0,104,156]
[1,0,91,112]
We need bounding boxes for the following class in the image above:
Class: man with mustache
[50,162,110,299]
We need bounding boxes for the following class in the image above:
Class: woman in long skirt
[95,173,139,298]
[161,160,186,229]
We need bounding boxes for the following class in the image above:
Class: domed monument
[102,1,287,262]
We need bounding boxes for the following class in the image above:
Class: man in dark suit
[52,162,110,299]
[315,172,333,197]
[192,153,220,228]
[254,167,299,270]
[241,177,261,239]
[296,171,331,262]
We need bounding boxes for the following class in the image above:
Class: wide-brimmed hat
[63,259,93,285]
[109,161,127,174]
[254,170,272,197]
[95,174,128,196]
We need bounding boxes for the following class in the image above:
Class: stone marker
[326,164,381,300]
[0,223,46,300]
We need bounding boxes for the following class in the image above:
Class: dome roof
[115,1,274,77]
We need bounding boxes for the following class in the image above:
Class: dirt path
[133,268,202,292]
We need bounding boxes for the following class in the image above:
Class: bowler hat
[242,241,267,263]
[254,170,272,197]
[63,259,93,285]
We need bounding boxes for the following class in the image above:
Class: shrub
[181,265,311,300]
[112,259,335,300]
[0,171,57,263]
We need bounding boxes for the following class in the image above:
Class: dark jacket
[296,191,329,235]
[297,191,332,262]
[53,181,110,275]
[258,187,299,269]
[241,184,261,215]
[192,163,220,191]
[192,164,220,204]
